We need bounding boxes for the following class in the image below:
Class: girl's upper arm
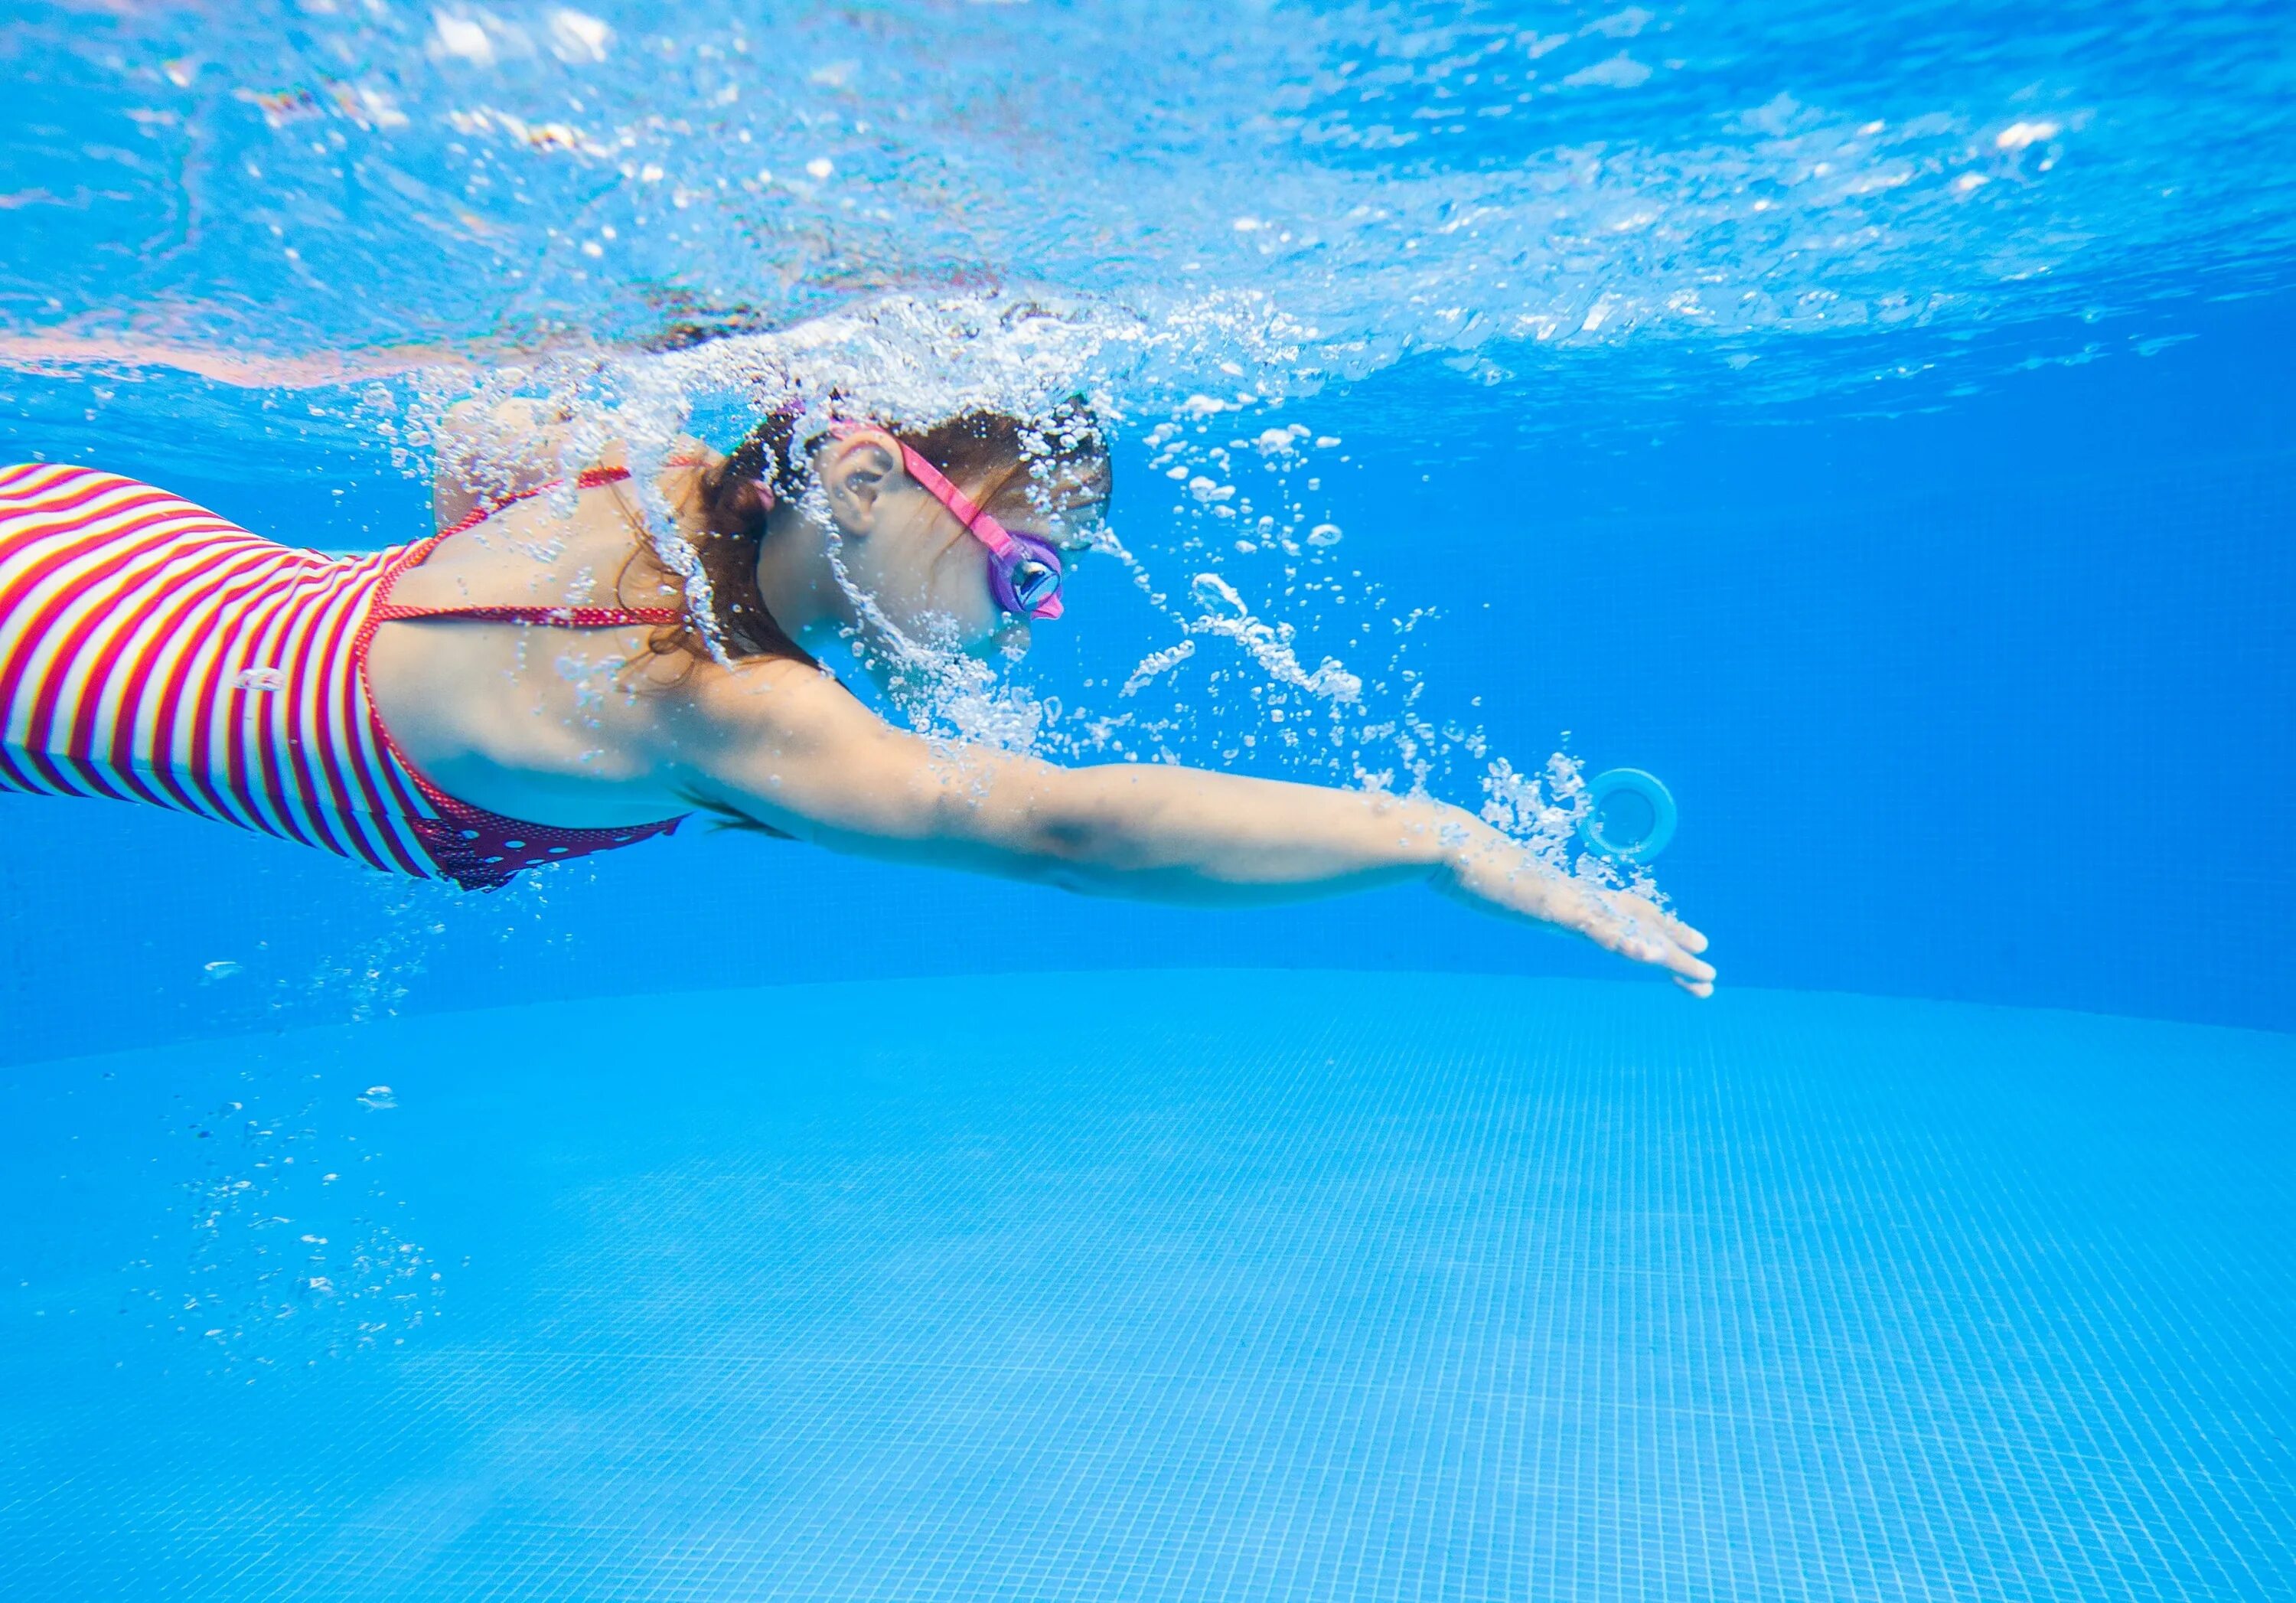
[661,658,1072,856]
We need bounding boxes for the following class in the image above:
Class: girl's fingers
[1499,869,1714,994]
[1644,939,1716,985]
[1590,892,1716,988]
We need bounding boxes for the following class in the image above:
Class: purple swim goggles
[828,423,1065,621]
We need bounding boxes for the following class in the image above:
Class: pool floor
[3,971,2292,1600]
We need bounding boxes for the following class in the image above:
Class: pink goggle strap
[826,422,1063,621]
[823,421,1009,557]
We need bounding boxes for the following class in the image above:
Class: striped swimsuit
[0,461,686,889]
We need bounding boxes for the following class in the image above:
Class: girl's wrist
[1426,805,1496,886]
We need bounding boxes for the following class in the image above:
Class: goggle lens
[1009,558,1061,611]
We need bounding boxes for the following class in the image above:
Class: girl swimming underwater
[0,392,1714,994]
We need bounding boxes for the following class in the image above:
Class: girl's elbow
[1029,800,1117,863]
[991,788,1133,873]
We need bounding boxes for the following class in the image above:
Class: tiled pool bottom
[3,972,2291,1601]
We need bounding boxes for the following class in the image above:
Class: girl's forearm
[1010,763,1474,904]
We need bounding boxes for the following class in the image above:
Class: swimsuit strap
[388,462,681,628]
[371,599,685,628]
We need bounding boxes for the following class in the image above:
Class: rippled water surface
[7,1,2294,424]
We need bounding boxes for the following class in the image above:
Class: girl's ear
[817,428,904,537]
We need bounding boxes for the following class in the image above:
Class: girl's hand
[1441,828,1716,996]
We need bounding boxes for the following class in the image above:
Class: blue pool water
[8,974,2294,1599]
[5,0,2296,1596]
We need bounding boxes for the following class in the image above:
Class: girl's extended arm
[665,660,1715,994]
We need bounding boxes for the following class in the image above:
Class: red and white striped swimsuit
[0,461,686,890]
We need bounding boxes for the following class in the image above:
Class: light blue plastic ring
[1577,767,1678,865]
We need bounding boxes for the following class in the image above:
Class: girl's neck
[752,504,850,642]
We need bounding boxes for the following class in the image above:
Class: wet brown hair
[623,399,1110,668]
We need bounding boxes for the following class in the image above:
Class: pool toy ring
[1576,767,1678,865]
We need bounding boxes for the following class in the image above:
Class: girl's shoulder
[386,478,671,613]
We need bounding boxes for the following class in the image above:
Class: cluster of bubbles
[129,1058,441,1373]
